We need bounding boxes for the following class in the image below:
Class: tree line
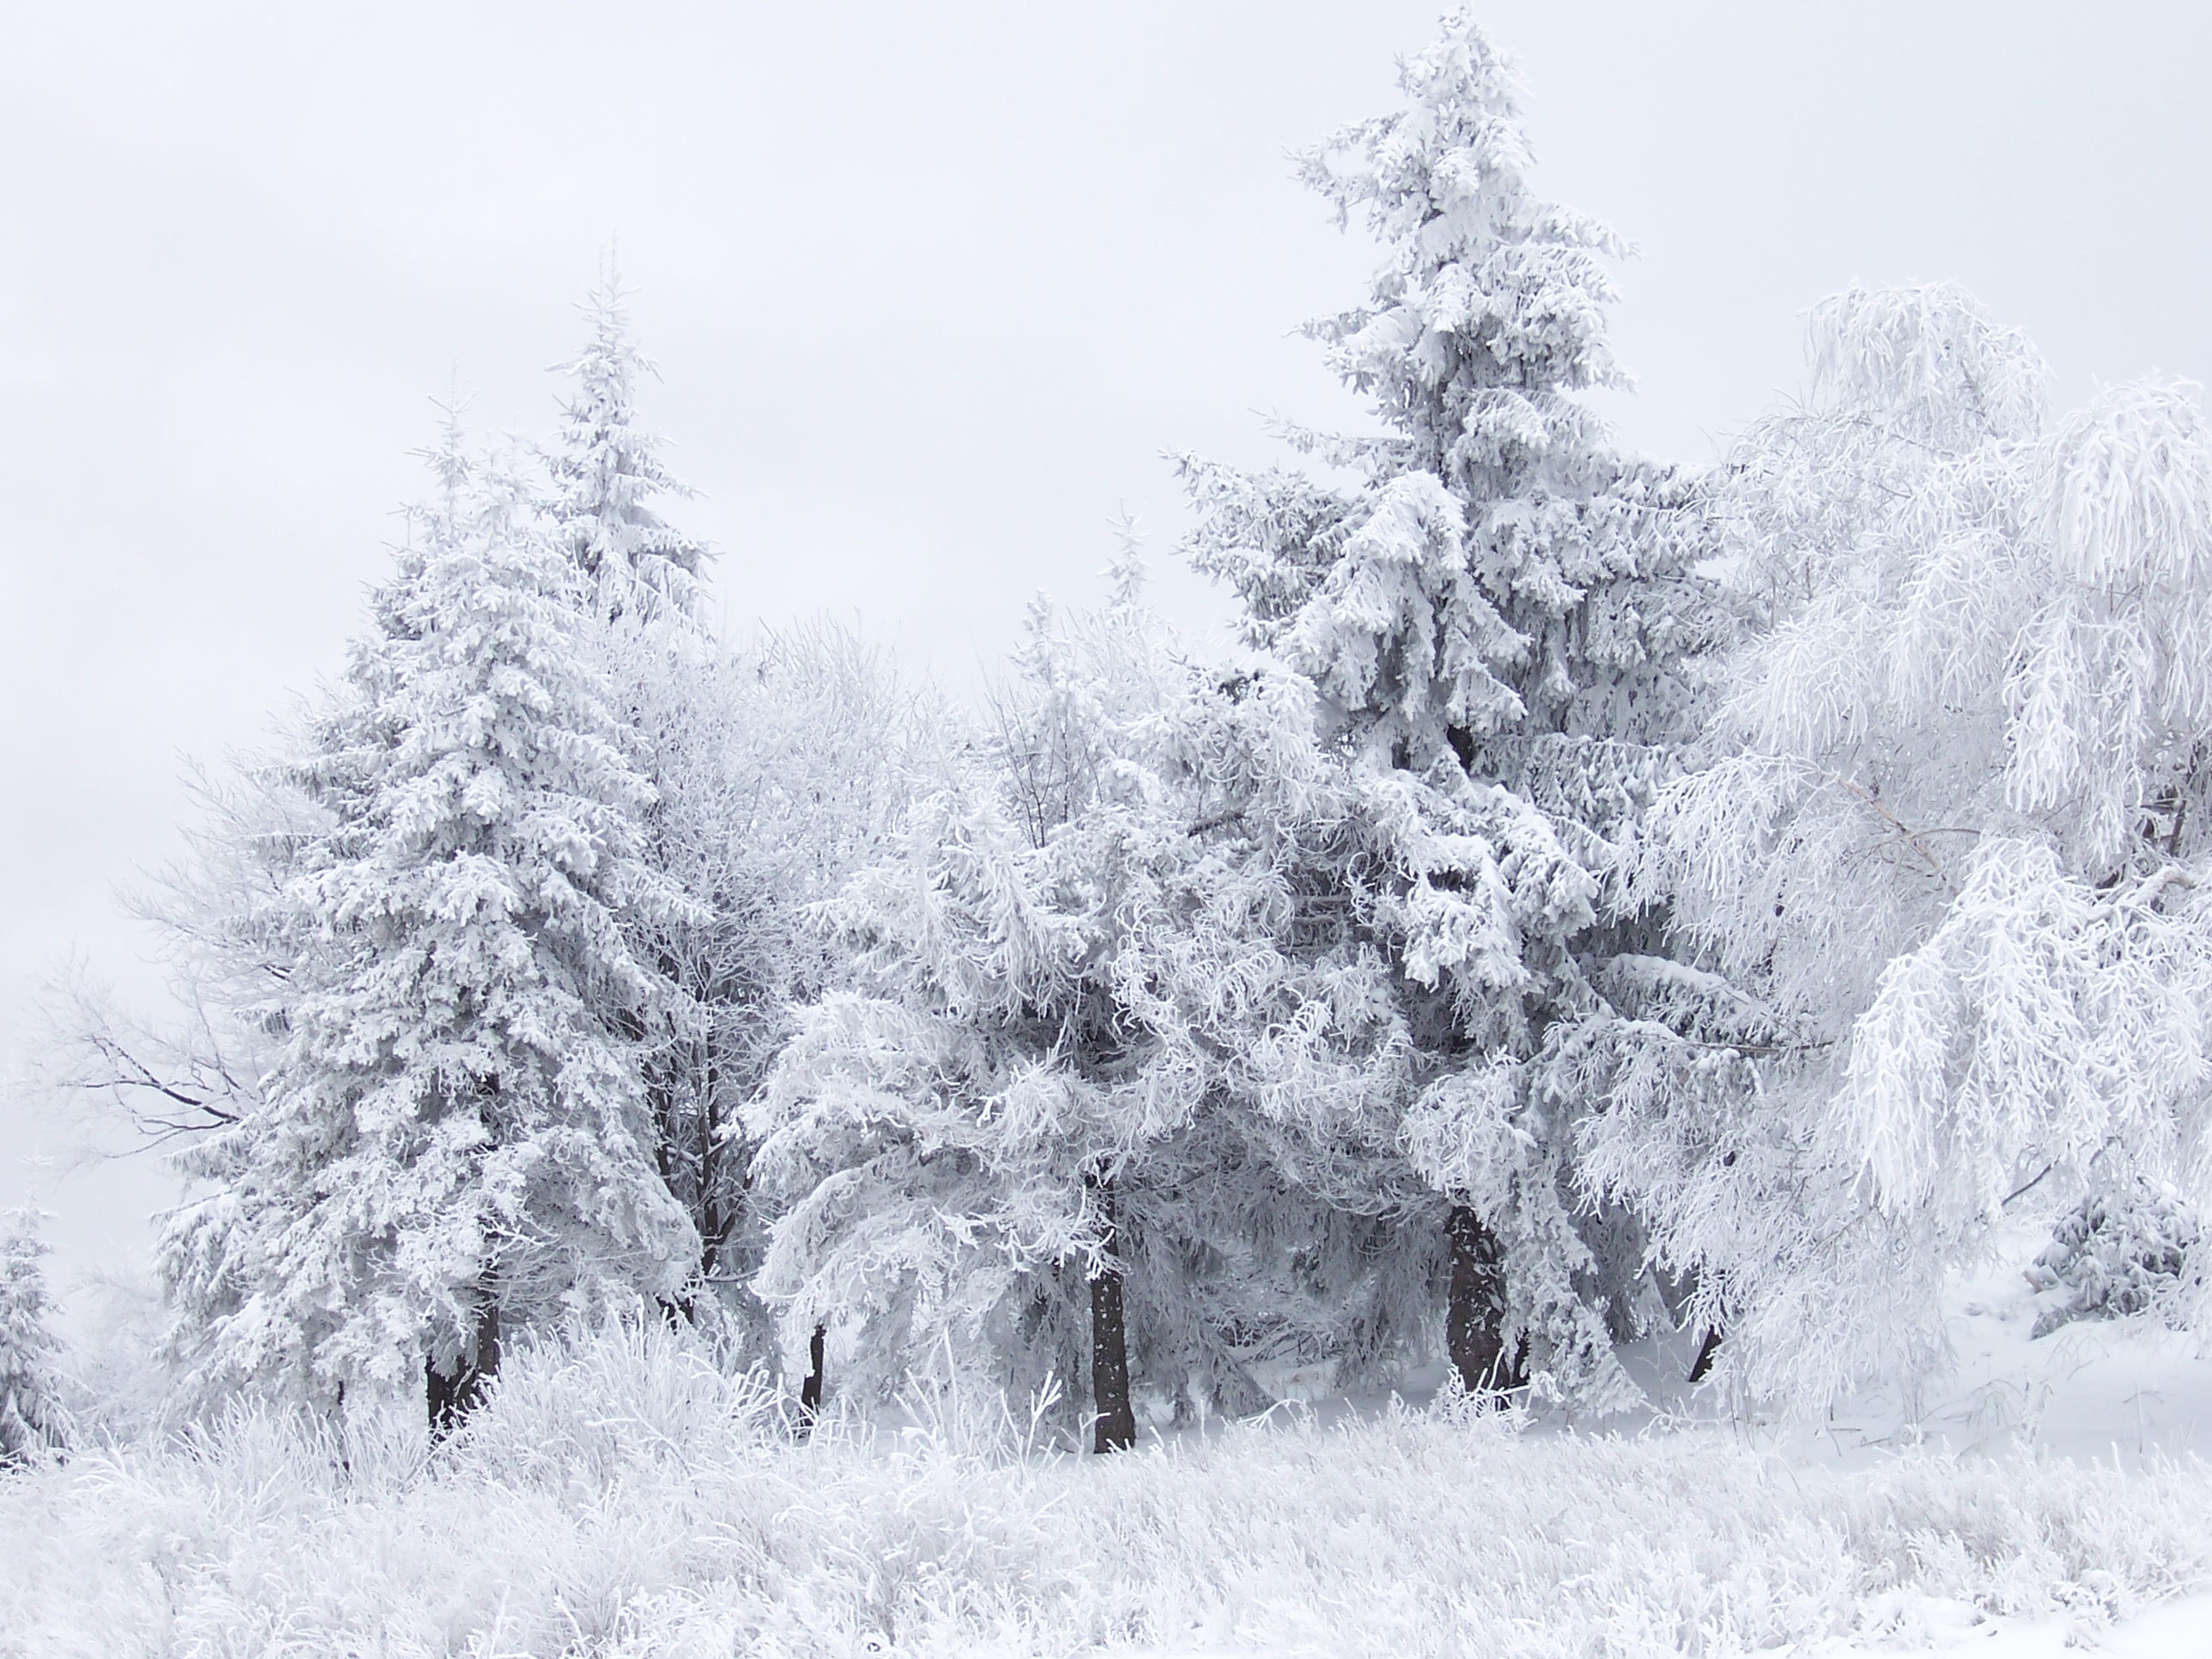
[27,10,2212,1452]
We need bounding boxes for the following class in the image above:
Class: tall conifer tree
[160,420,695,1418]
[1177,13,1723,1405]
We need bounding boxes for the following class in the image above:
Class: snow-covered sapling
[0,1210,68,1466]
[2027,1179,2202,1338]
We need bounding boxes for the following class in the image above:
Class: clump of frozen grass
[3,1318,2210,1657]
[442,1315,789,1496]
[884,1334,1073,1464]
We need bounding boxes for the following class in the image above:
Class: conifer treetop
[550,269,711,624]
[1180,10,1719,781]
[1297,10,1626,496]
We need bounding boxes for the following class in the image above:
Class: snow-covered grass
[3,1321,2211,1657]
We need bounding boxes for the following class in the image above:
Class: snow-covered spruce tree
[0,1210,68,1466]
[750,565,1456,1443]
[548,273,709,624]
[159,418,696,1424]
[1176,13,1721,1405]
[1587,284,2212,1408]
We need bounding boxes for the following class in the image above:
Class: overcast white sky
[5,1,2209,1313]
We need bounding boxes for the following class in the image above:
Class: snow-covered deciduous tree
[1175,11,1721,1405]
[548,271,710,625]
[1589,283,2212,1407]
[0,1210,68,1466]
[160,418,696,1422]
[605,617,946,1358]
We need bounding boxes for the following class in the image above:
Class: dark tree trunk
[1088,1176,1137,1454]
[1687,1327,1723,1383]
[426,1298,501,1442]
[1445,1205,1522,1397]
[799,1323,825,1425]
[425,1358,456,1439]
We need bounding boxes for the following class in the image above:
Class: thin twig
[2002,1163,2056,1209]
[1820,770,1960,894]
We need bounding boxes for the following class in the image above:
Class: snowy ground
[1811,1230,2212,1656]
[6,1230,2212,1657]
[1879,1593,2212,1657]
[1767,1222,2212,1477]
[1141,1596,2212,1658]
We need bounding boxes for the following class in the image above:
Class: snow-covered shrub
[2027,1179,2203,1337]
[444,1315,787,1495]
[0,1210,68,1466]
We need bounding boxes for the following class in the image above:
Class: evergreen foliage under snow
[2027,1177,2202,1338]
[1172,11,1726,1407]
[159,422,696,1406]
[0,1211,68,1465]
